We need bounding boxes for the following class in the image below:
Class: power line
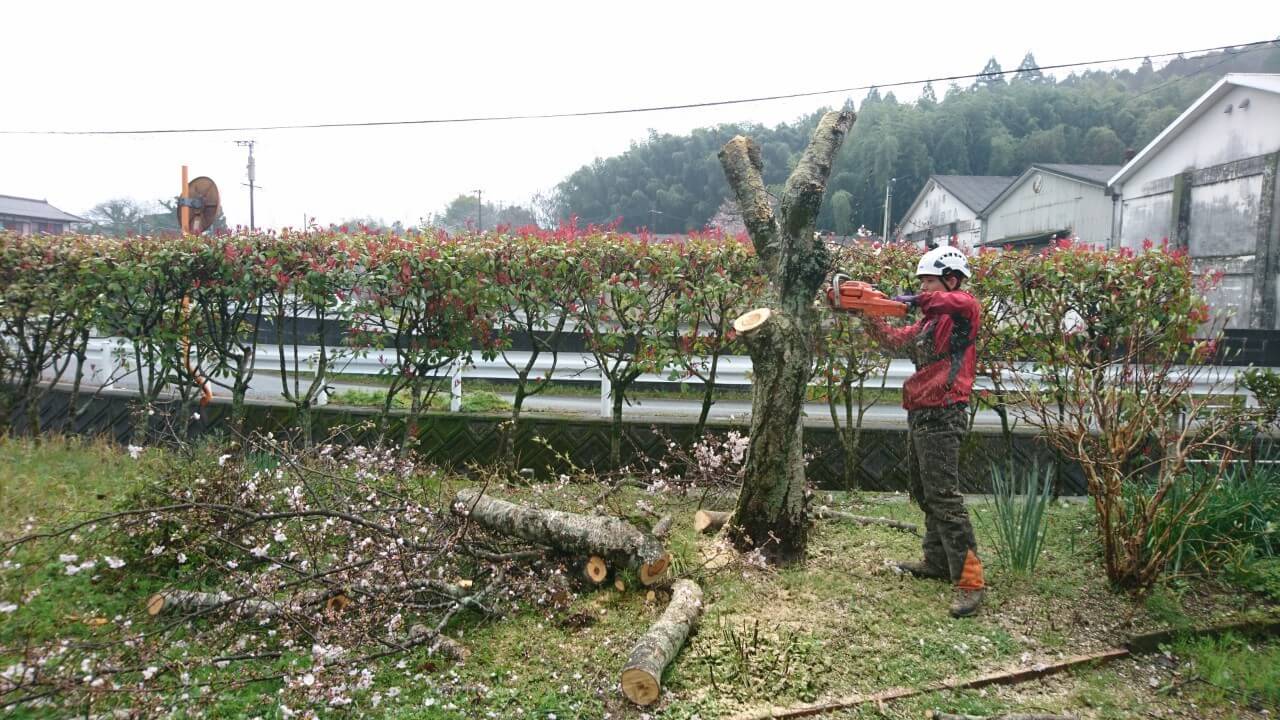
[1122,44,1262,106]
[3,39,1277,136]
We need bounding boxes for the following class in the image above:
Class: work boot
[895,559,948,581]
[949,588,985,618]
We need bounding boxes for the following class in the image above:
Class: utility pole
[474,189,483,232]
[881,177,896,242]
[235,140,257,231]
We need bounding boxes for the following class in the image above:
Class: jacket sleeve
[864,317,921,350]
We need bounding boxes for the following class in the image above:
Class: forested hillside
[552,46,1280,234]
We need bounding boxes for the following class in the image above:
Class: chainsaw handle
[830,272,851,293]
[827,273,851,310]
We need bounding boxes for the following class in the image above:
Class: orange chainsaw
[826,274,908,317]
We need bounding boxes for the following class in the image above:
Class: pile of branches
[0,436,589,716]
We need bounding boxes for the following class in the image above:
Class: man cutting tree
[830,245,985,618]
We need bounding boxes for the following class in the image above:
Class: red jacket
[868,291,980,410]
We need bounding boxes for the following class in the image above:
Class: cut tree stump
[733,308,773,335]
[620,578,704,706]
[453,488,669,585]
[581,555,609,585]
[813,506,920,534]
[694,509,732,534]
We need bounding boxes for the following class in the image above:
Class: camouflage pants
[907,405,984,589]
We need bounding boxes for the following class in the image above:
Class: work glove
[891,294,919,308]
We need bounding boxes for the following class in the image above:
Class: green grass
[0,436,149,536]
[1,439,1277,719]
[1171,631,1280,709]
[325,372,904,405]
[330,388,512,413]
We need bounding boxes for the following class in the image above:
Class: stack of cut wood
[452,488,670,586]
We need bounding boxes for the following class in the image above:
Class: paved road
[65,369,1032,433]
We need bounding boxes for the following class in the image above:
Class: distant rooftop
[1034,163,1123,186]
[0,194,87,224]
[930,175,1016,213]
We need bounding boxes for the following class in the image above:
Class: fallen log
[453,488,669,585]
[694,509,731,534]
[145,590,294,618]
[651,514,674,540]
[813,506,919,534]
[620,578,704,706]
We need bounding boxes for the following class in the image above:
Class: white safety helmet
[915,245,971,279]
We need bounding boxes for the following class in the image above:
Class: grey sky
[1,1,1273,230]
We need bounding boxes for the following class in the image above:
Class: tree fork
[718,110,856,564]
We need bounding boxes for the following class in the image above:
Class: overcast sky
[1,1,1274,230]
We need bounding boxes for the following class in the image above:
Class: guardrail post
[450,363,463,412]
[600,370,612,418]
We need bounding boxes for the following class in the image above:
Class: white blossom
[104,556,126,569]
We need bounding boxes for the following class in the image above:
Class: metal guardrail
[56,336,1262,418]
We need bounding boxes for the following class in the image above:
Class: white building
[897,175,1013,250]
[981,164,1120,249]
[1109,73,1280,330]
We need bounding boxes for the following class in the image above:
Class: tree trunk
[611,380,626,468]
[719,110,856,564]
[695,351,720,438]
[620,578,703,706]
[504,377,529,466]
[452,488,669,584]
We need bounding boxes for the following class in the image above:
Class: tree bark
[452,488,669,584]
[717,109,855,564]
[620,578,704,706]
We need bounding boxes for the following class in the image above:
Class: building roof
[984,163,1122,214]
[0,194,87,224]
[929,175,1017,213]
[1109,73,1280,187]
[1033,163,1122,186]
